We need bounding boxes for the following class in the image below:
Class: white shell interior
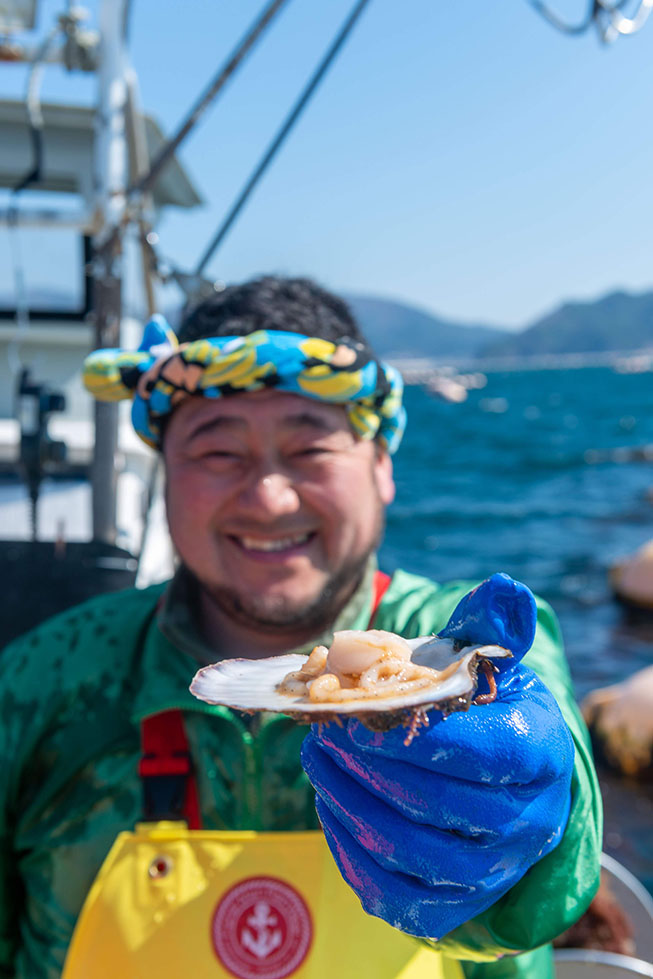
[189,637,511,716]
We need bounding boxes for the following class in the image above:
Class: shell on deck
[189,635,512,729]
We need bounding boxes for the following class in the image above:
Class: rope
[195,0,375,275]
[126,0,291,203]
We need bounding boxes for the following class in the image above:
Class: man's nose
[240,470,300,517]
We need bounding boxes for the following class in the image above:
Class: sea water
[381,365,653,890]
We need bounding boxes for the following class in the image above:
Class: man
[0,276,600,978]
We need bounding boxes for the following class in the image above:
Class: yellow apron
[62,821,462,979]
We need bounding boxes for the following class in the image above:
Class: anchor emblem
[240,901,283,959]
[212,876,313,979]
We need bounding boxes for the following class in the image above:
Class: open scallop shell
[190,636,512,731]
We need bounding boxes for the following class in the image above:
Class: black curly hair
[178,275,368,346]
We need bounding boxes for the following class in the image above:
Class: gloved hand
[438,571,538,671]
[301,573,574,940]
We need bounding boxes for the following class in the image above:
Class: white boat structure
[0,94,200,578]
[0,0,213,631]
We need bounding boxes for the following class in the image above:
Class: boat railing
[555,949,653,976]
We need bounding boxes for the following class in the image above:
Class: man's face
[163,390,395,632]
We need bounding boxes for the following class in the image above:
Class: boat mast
[90,0,129,544]
[89,0,292,543]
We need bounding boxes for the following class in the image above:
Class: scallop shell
[189,636,512,730]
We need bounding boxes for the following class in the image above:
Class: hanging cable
[526,0,600,35]
[195,0,374,276]
[526,0,653,39]
[122,0,134,42]
[10,26,60,193]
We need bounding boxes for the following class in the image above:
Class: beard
[204,514,385,636]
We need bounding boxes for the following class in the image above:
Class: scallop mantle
[189,637,512,731]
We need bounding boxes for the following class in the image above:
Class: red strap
[139,710,202,829]
[140,572,391,830]
[369,570,391,626]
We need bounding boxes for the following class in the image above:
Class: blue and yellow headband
[82,316,406,453]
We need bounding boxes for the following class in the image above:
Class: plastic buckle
[139,751,192,823]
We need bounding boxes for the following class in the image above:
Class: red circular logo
[211,877,313,979]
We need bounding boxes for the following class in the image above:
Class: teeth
[238,533,310,552]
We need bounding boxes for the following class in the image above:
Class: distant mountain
[481,289,653,359]
[8,282,653,363]
[344,295,508,361]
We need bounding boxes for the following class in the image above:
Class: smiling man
[164,388,394,655]
[0,276,601,979]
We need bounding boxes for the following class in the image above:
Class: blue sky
[2,0,653,329]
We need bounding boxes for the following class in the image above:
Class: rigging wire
[122,0,134,43]
[526,0,601,35]
[125,0,291,205]
[195,0,374,277]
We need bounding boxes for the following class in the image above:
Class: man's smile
[227,531,317,559]
[163,388,395,634]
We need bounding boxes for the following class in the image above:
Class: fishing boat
[0,90,194,638]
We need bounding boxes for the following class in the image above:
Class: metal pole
[125,67,157,316]
[195,0,374,275]
[91,0,129,544]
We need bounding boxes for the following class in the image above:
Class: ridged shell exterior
[190,638,511,725]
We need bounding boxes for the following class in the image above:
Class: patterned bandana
[82,315,406,453]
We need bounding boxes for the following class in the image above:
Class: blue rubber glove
[438,571,537,669]
[301,574,574,940]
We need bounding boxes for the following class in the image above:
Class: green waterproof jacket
[0,569,601,979]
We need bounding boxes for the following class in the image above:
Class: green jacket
[0,569,601,979]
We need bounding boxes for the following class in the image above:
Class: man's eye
[293,447,328,458]
[204,450,240,460]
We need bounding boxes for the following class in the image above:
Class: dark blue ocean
[380,366,653,891]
